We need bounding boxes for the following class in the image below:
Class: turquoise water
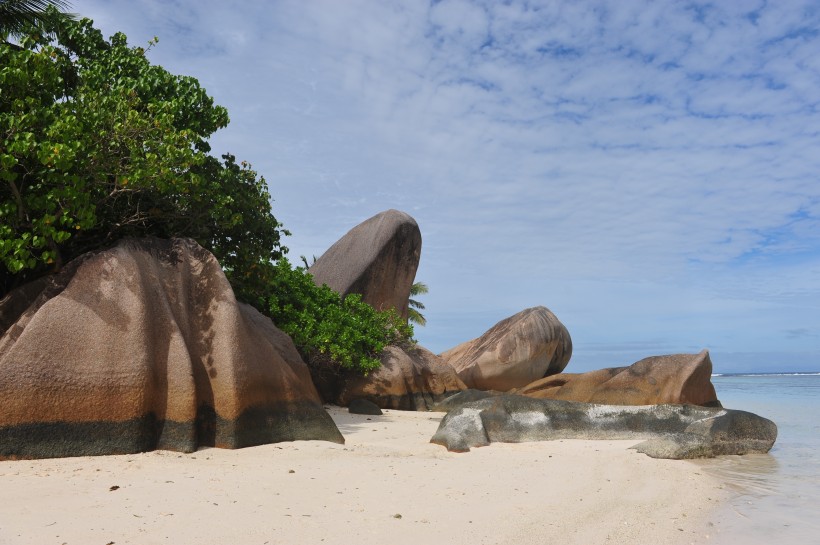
[695,374,820,544]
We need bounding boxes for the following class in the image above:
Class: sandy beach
[0,407,726,545]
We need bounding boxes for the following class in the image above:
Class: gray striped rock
[430,394,777,459]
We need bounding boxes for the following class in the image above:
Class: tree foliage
[0,12,414,375]
[407,281,428,326]
[0,11,286,296]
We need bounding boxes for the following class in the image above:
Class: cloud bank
[80,0,820,372]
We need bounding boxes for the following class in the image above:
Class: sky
[77,0,820,373]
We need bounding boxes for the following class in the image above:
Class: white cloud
[77,0,820,371]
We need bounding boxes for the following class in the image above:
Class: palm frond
[407,308,426,327]
[0,0,75,39]
[407,281,427,326]
[409,281,428,296]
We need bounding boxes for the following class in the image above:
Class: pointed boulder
[309,209,421,318]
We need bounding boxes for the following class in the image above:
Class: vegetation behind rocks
[0,10,412,375]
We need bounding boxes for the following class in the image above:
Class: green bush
[259,259,414,375]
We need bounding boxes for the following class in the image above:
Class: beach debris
[430,393,777,459]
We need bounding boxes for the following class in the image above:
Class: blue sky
[78,0,820,373]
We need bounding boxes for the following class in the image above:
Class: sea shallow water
[692,373,820,544]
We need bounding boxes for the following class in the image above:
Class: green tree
[0,13,414,377]
[0,0,74,41]
[0,12,286,296]
[407,281,428,326]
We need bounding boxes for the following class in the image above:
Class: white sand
[0,407,727,545]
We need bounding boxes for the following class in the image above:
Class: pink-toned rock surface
[515,350,719,406]
[338,345,467,411]
[441,306,572,392]
[308,209,421,318]
[0,238,343,460]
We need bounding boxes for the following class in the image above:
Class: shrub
[260,258,414,375]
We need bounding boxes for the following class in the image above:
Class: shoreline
[0,407,726,545]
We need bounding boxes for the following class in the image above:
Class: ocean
[693,373,820,544]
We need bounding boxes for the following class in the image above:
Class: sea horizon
[711,371,820,377]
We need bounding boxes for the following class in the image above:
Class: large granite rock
[429,389,502,412]
[0,238,344,460]
[430,394,777,459]
[515,350,719,406]
[441,306,572,392]
[338,345,467,411]
[308,209,421,318]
